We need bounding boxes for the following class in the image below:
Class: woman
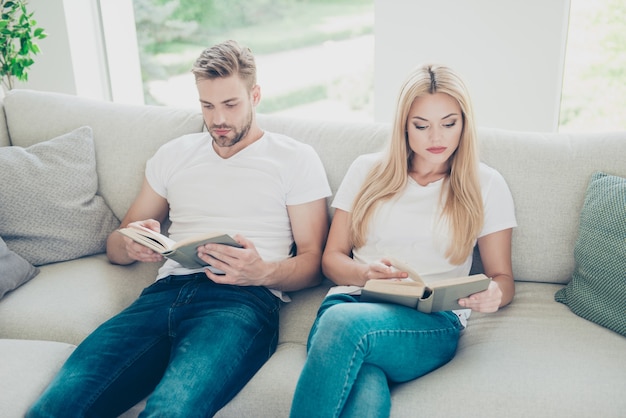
[289,64,517,418]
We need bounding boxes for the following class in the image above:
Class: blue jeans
[289,293,463,418]
[27,273,281,418]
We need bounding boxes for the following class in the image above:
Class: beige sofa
[0,89,624,418]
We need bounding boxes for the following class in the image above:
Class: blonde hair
[351,64,483,265]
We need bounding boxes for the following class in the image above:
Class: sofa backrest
[257,116,626,285]
[1,89,205,220]
[256,114,388,199]
[2,89,626,286]
[0,100,9,147]
[478,128,626,283]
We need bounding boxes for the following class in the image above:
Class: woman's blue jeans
[290,293,463,418]
[27,273,281,418]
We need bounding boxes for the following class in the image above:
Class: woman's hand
[457,280,503,313]
[361,258,409,282]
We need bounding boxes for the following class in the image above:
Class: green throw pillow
[555,171,626,336]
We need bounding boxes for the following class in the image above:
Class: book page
[118,226,175,253]
[387,257,426,287]
[363,279,425,297]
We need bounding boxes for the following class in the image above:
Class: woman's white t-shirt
[331,152,517,325]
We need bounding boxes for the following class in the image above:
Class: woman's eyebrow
[411,113,459,122]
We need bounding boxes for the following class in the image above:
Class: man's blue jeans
[290,293,463,418]
[27,273,281,418]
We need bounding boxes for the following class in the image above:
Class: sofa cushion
[0,254,159,345]
[2,89,205,220]
[478,128,626,284]
[216,282,626,418]
[0,339,75,418]
[555,172,626,336]
[0,100,9,147]
[0,126,119,266]
[0,236,39,299]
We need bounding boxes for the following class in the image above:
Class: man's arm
[275,198,329,290]
[198,198,329,292]
[106,178,169,265]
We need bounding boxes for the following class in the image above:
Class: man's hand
[122,219,164,263]
[197,234,275,286]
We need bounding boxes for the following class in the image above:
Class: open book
[117,225,242,271]
[360,257,491,313]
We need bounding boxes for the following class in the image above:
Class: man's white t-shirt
[145,131,331,298]
[331,152,517,325]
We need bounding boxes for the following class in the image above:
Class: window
[128,0,625,131]
[131,0,374,122]
[559,0,626,132]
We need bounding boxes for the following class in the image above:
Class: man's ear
[251,84,261,106]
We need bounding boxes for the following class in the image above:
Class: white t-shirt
[331,152,517,325]
[145,131,331,298]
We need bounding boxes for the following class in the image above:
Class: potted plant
[0,0,46,92]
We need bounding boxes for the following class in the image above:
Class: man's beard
[210,110,253,148]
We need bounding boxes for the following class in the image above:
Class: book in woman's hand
[360,257,490,313]
[117,225,242,271]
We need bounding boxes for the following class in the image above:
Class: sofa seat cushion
[0,254,159,345]
[555,172,626,336]
[215,343,308,418]
[0,339,75,418]
[390,282,626,418]
[215,282,626,418]
[0,126,119,266]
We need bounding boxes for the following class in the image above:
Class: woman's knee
[308,303,381,356]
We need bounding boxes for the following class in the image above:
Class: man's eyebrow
[199,98,239,105]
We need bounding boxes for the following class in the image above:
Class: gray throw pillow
[555,171,626,336]
[0,126,120,266]
[0,235,39,299]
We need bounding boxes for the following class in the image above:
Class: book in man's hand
[360,257,491,313]
[117,225,242,271]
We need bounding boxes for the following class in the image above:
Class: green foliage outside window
[132,0,374,108]
[0,0,46,91]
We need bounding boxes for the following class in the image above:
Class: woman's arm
[458,228,515,312]
[322,209,406,286]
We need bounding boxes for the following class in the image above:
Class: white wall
[16,0,143,104]
[374,0,570,132]
[17,0,76,95]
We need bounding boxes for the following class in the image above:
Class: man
[28,40,331,417]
